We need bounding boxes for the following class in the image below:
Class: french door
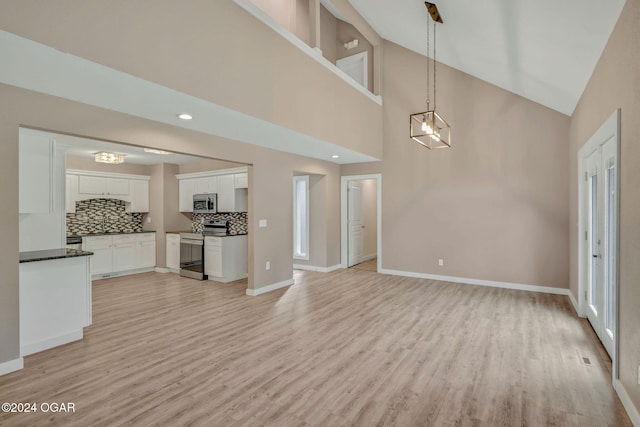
[584,136,617,358]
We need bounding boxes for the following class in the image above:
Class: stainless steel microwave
[193,193,217,214]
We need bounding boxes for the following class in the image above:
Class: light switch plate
[259,219,267,228]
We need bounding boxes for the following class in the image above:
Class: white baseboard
[362,253,377,262]
[154,267,170,273]
[0,357,23,376]
[614,379,640,427]
[567,290,582,316]
[293,264,342,273]
[21,330,83,357]
[246,278,294,296]
[379,268,572,296]
[92,267,155,280]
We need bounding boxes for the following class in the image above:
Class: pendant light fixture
[410,2,451,149]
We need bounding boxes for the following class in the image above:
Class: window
[293,175,309,260]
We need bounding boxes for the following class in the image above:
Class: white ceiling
[55,134,204,166]
[347,0,625,115]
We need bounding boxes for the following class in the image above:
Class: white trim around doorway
[577,108,621,384]
[340,174,382,271]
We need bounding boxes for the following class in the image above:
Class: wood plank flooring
[0,269,632,426]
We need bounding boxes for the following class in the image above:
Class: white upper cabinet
[78,176,129,196]
[235,173,248,189]
[217,174,235,212]
[129,180,149,213]
[19,128,54,214]
[68,170,150,212]
[65,174,78,213]
[177,167,249,213]
[179,179,195,212]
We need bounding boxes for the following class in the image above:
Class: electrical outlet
[266,261,271,271]
[438,259,444,267]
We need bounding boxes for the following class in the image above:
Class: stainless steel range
[179,233,205,280]
[179,220,229,280]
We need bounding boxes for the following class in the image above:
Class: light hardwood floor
[0,269,632,426]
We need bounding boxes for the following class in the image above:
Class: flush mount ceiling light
[95,152,125,164]
[331,155,340,159]
[409,2,451,150]
[144,148,171,155]
[177,113,193,120]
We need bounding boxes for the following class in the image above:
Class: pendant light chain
[426,14,430,108]
[433,21,437,111]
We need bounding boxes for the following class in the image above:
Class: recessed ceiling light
[144,148,171,155]
[177,113,193,120]
[331,155,340,159]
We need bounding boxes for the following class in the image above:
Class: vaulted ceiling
[348,0,626,115]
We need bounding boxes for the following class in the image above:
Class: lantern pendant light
[410,2,451,149]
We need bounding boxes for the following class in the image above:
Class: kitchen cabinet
[83,235,113,275]
[20,255,91,356]
[194,176,218,194]
[129,179,149,212]
[112,235,137,272]
[68,171,150,212]
[19,128,65,214]
[177,167,249,213]
[235,173,248,189]
[78,175,129,196]
[204,235,247,283]
[204,238,223,278]
[83,233,156,278]
[179,179,195,212]
[66,174,79,213]
[166,233,180,271]
[217,174,235,213]
[136,233,156,269]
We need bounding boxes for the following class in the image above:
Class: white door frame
[341,174,382,270]
[577,108,620,381]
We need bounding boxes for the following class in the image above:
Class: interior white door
[348,181,364,267]
[584,137,616,357]
[336,51,368,89]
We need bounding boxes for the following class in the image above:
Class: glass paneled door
[584,136,617,358]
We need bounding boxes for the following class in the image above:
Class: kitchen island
[19,248,93,356]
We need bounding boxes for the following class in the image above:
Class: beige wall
[66,155,152,176]
[0,83,343,366]
[320,5,337,64]
[0,0,382,160]
[569,0,640,409]
[178,158,247,175]
[367,41,570,288]
[163,163,191,234]
[360,179,377,258]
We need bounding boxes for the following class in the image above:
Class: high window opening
[293,175,309,260]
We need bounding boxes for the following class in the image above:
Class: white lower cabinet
[136,233,156,268]
[166,233,181,271]
[204,235,248,283]
[83,233,156,278]
[112,235,137,272]
[83,235,113,275]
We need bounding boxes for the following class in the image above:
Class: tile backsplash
[67,198,143,235]
[192,212,248,234]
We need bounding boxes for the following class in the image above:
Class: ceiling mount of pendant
[424,2,443,24]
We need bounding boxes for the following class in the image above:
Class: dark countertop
[67,230,156,238]
[20,248,94,264]
[169,231,248,237]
